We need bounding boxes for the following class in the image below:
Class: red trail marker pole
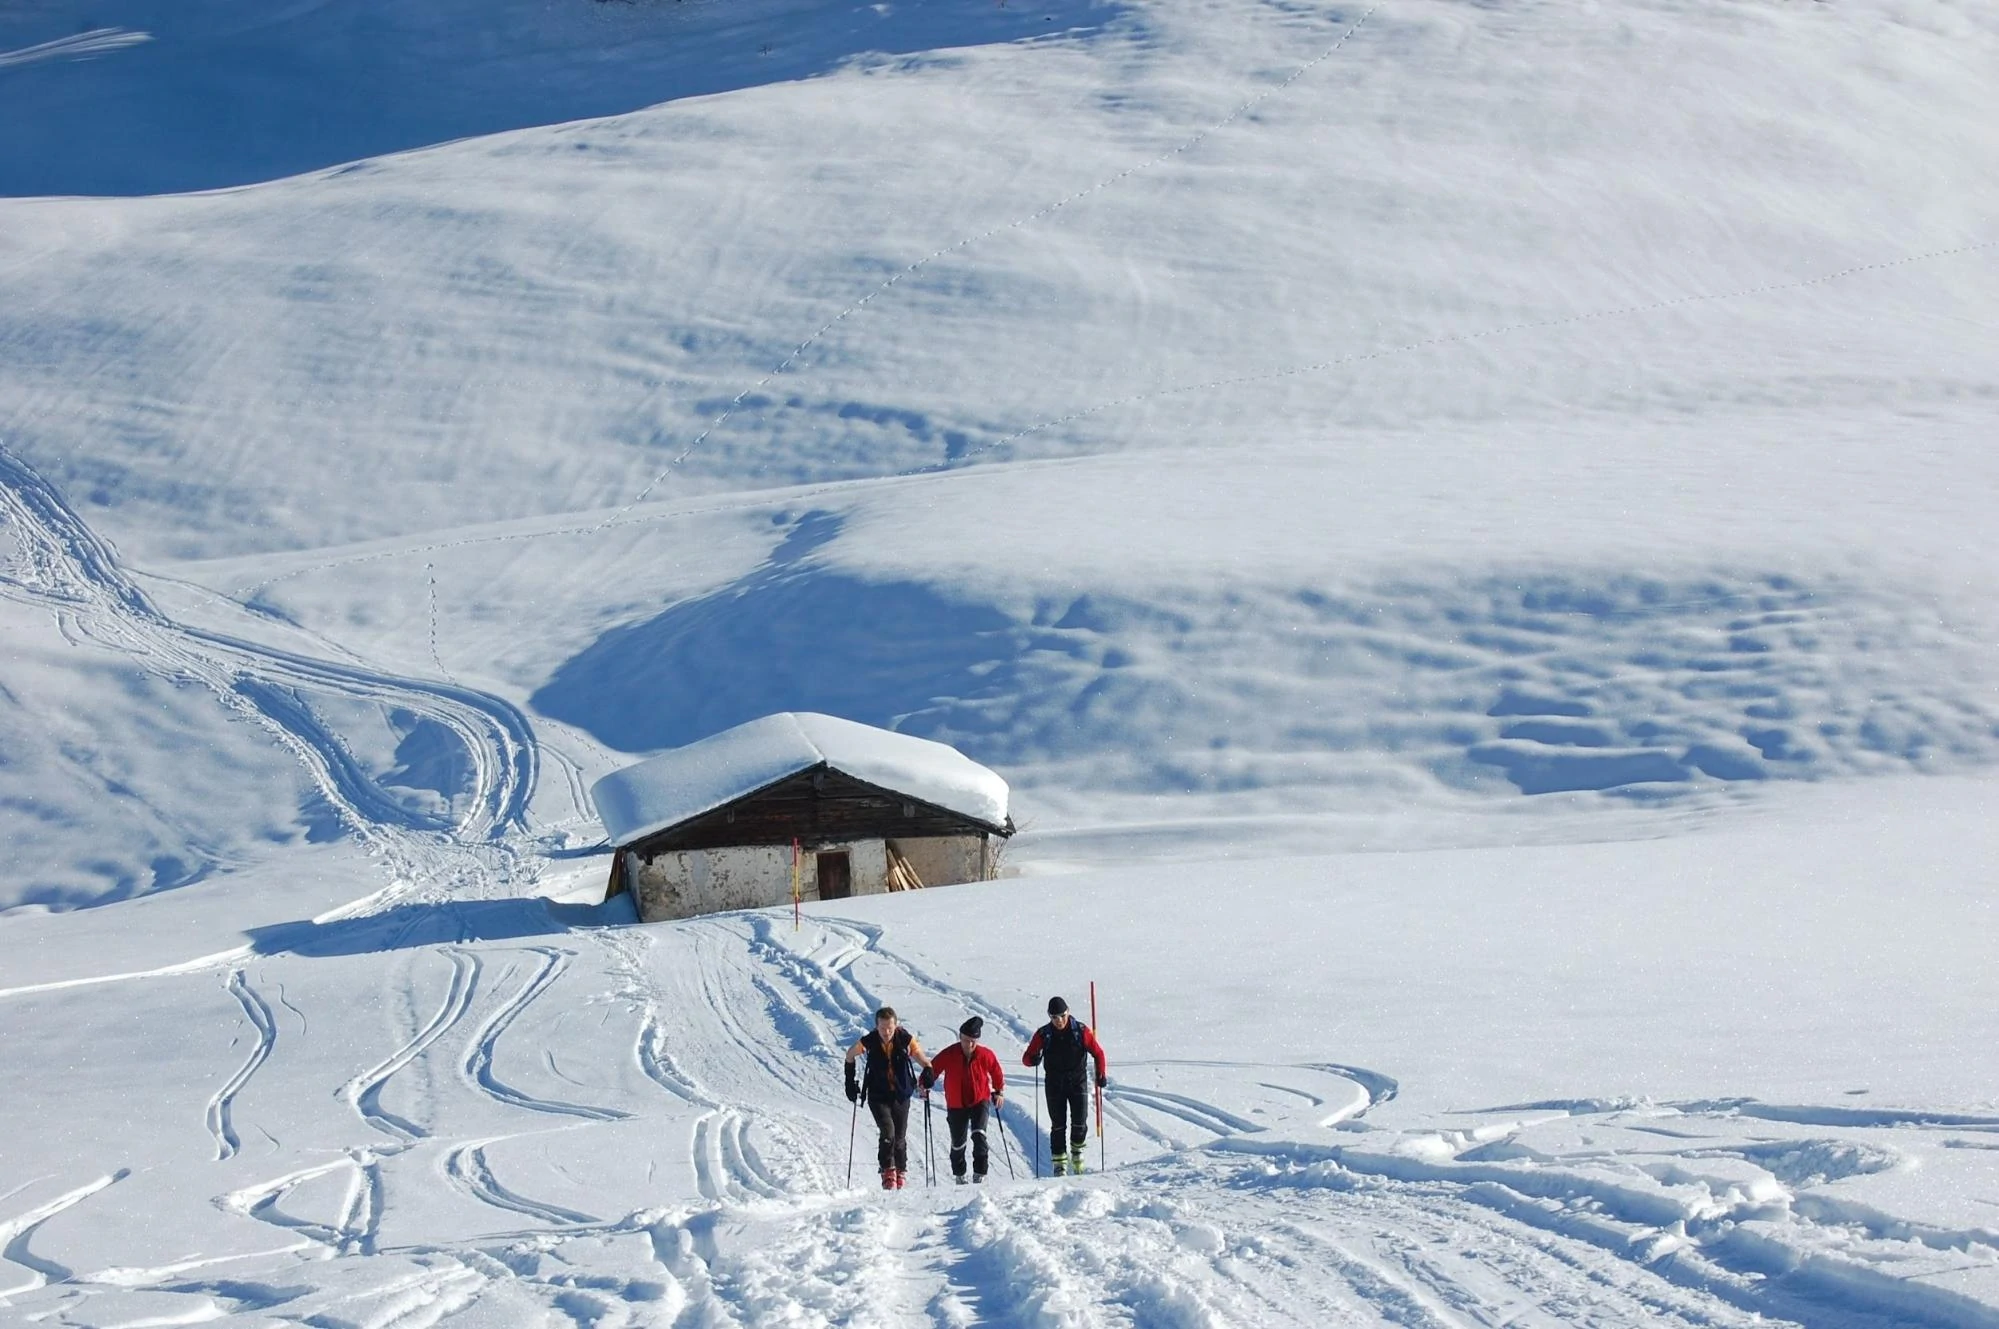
[1091,979,1105,1173]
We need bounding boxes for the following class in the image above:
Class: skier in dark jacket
[921,1016,1006,1184]
[845,1006,932,1189]
[1022,996,1107,1175]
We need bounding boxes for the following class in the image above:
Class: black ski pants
[947,1102,991,1177]
[1045,1077,1088,1156]
[870,1098,910,1173]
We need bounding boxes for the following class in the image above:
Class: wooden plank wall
[628,765,999,859]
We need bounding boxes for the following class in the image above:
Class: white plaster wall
[625,835,997,921]
[631,845,795,922]
[891,835,990,888]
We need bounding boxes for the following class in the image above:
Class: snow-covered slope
[2,779,1996,1325]
[4,0,1995,898]
[2,0,1997,1320]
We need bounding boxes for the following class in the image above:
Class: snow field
[3,0,1995,565]
[4,0,1999,907]
[4,783,1998,1325]
[1,0,1997,1320]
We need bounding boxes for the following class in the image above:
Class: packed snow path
[2,902,1995,1328]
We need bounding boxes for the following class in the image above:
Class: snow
[2,783,1997,1325]
[590,711,1012,846]
[2,0,1998,1320]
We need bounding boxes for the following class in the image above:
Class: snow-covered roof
[592,712,1010,847]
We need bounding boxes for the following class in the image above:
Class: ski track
[594,923,827,1207]
[206,968,281,1162]
[0,1173,128,1301]
[0,443,536,871]
[346,948,480,1143]
[220,1160,355,1251]
[1107,1084,1264,1136]
[10,896,1989,1326]
[690,1109,789,1203]
[1218,1116,1999,1329]
[0,445,1978,1323]
[337,1155,387,1257]
[445,1141,600,1226]
[751,913,1401,1170]
[462,946,631,1123]
[0,27,151,70]
[928,1156,1813,1329]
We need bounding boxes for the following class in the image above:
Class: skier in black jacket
[1022,996,1108,1175]
[844,1006,933,1189]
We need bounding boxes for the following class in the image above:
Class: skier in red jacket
[921,1016,1006,1183]
[1022,996,1107,1174]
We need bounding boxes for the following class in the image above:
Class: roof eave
[612,760,1011,849]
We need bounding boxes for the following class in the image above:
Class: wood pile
[884,842,926,893]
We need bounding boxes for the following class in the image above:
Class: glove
[919,1069,935,1092]
[844,1063,860,1103]
[1096,1072,1108,1089]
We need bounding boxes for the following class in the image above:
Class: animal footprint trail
[206,968,281,1162]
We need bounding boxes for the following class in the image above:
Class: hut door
[817,851,852,900]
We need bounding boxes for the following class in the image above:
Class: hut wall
[629,839,896,922]
[630,845,790,922]
[890,834,991,887]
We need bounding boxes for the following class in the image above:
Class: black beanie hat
[1047,996,1069,1015]
[960,1016,984,1039]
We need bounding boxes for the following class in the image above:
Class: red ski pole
[1091,980,1105,1172]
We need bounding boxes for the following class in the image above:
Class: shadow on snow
[246,894,632,957]
[0,0,1124,196]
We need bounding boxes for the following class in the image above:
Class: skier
[920,1016,1006,1184]
[844,1006,932,1189]
[1022,996,1108,1175]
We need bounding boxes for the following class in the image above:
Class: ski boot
[1068,1146,1086,1175]
[891,1169,906,1190]
[881,1169,895,1190]
[953,1173,968,1186]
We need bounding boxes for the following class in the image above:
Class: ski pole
[846,1092,860,1188]
[1033,1067,1041,1178]
[924,1095,936,1187]
[1096,1079,1106,1175]
[997,1100,1017,1179]
[1092,979,1106,1174]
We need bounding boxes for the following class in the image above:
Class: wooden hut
[593,712,1013,923]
